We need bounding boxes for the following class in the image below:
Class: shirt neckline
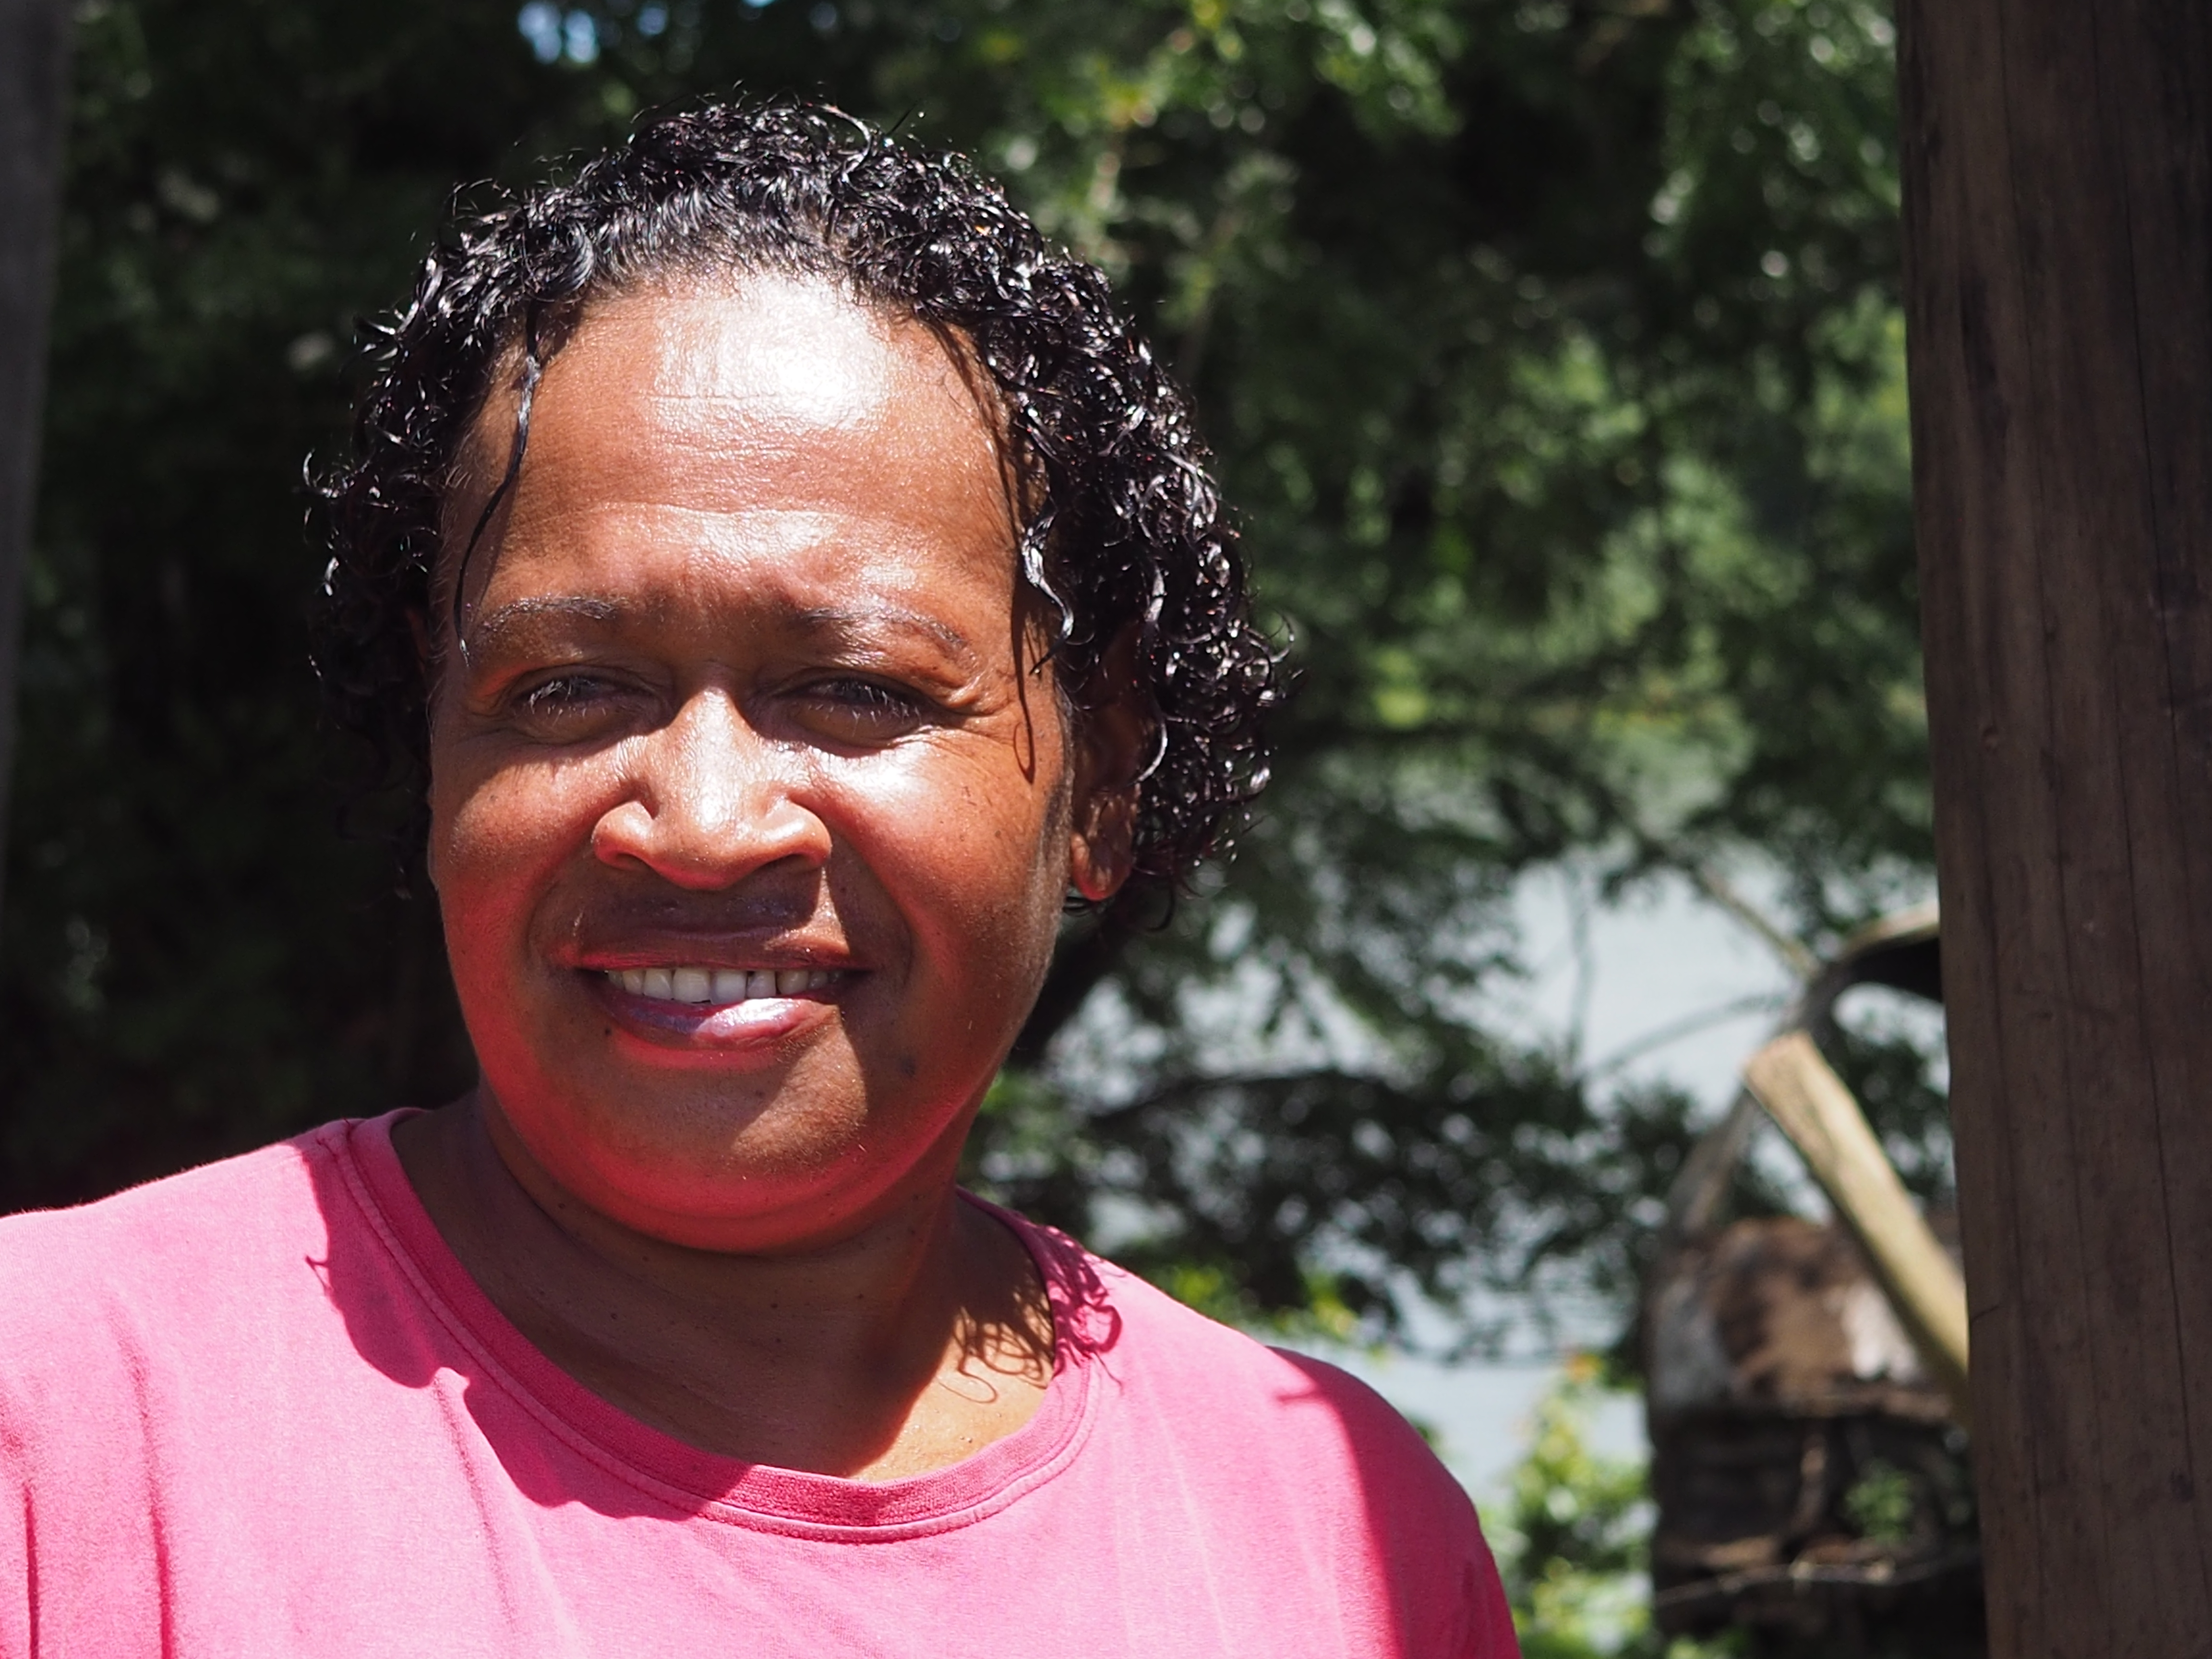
[333,1108,1105,1540]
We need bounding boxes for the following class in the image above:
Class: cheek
[430,742,613,950]
[822,741,1070,975]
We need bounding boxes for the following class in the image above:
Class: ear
[1067,628,1149,904]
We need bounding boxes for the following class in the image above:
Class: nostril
[590,800,661,868]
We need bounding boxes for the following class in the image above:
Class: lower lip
[583,974,847,1052]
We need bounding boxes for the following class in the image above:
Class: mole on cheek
[897,1054,920,1079]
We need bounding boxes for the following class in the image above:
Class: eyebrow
[785,603,975,657]
[461,593,979,662]
[460,595,623,656]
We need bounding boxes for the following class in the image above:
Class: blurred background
[0,1,1958,1653]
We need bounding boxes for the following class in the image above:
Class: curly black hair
[313,98,1277,909]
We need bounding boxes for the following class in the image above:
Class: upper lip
[554,934,863,974]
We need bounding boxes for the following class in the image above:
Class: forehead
[451,274,1022,628]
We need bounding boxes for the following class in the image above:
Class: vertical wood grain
[1898,1,2212,1651]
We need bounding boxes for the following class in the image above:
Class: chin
[509,1080,954,1241]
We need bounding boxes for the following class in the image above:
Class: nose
[590,689,829,889]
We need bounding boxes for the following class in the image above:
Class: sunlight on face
[427,275,1090,1253]
[646,276,906,429]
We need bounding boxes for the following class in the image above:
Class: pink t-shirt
[0,1112,1516,1657]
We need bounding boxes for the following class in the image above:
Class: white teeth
[609,967,842,1003]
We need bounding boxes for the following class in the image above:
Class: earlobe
[1069,795,1136,902]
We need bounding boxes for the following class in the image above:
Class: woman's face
[427,276,1126,1252]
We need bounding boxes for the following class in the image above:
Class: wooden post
[1897,1,2212,1653]
[0,0,71,923]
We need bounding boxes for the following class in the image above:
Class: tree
[2,0,1926,1347]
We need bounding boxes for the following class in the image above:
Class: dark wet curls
[314,98,1278,909]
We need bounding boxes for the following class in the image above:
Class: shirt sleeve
[1457,1545,1522,1658]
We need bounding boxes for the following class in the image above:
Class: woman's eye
[794,678,928,743]
[510,674,629,733]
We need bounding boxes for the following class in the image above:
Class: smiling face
[427,275,1130,1254]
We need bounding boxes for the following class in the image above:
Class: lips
[583,960,852,1054]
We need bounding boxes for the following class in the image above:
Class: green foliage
[955,0,1926,1336]
[1825,992,1953,1205]
[1841,1458,1918,1547]
[1488,1365,1740,1659]
[3,0,1930,1341]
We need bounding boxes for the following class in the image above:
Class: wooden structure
[1647,907,1983,1655]
[1743,1031,1971,1428]
[1647,1214,1982,1657]
[1897,2,2212,1652]
[0,0,72,921]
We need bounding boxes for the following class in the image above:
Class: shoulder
[0,1119,364,1375]
[0,1119,350,1278]
[1013,1223,1518,1655]
[1104,1255,1466,1491]
[1011,1211,1484,1529]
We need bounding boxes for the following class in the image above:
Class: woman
[0,102,1516,1656]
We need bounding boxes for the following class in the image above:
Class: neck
[392,1092,1053,1480]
